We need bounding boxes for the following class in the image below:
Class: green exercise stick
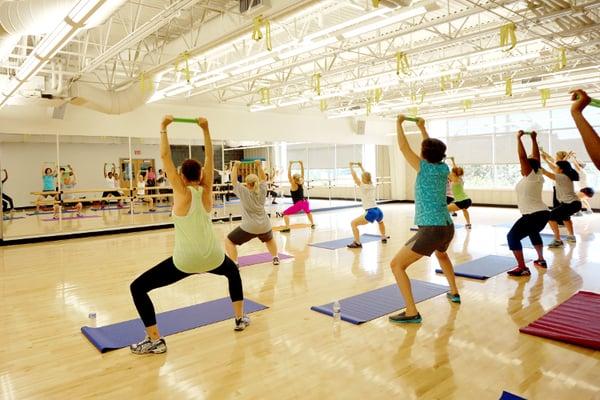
[173,117,197,123]
[574,95,600,108]
[404,116,419,122]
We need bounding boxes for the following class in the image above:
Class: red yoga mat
[519,291,600,350]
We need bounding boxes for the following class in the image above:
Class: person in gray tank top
[542,160,582,247]
[225,160,280,266]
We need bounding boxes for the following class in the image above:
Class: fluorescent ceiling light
[313,90,349,100]
[342,6,427,39]
[304,7,392,41]
[278,98,309,107]
[250,104,276,112]
[166,85,193,97]
[403,68,462,83]
[278,37,337,60]
[231,58,274,75]
[68,0,106,24]
[466,53,539,71]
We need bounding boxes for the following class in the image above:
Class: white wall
[0,103,395,145]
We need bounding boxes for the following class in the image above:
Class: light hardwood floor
[1,204,599,400]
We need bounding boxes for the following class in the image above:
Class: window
[433,108,600,190]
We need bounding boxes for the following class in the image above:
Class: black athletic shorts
[446,196,454,205]
[454,199,472,210]
[549,201,582,223]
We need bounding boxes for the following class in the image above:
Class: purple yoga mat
[238,252,293,267]
[42,215,101,221]
[81,297,268,352]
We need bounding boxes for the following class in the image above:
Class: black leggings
[267,190,278,199]
[507,210,550,251]
[2,193,14,211]
[130,255,243,327]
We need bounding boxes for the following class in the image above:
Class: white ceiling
[1,0,599,120]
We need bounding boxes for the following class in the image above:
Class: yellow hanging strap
[366,98,372,116]
[408,107,418,118]
[540,88,551,107]
[139,72,153,92]
[499,22,517,51]
[410,89,424,105]
[372,88,382,103]
[260,88,270,104]
[312,73,321,96]
[174,52,191,83]
[320,99,327,112]
[440,75,449,92]
[557,47,567,70]
[372,0,380,7]
[462,99,473,112]
[396,52,410,75]
[505,77,513,96]
[252,16,272,51]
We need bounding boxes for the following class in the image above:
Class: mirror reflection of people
[146,166,157,196]
[36,166,57,213]
[571,156,594,215]
[101,165,124,209]
[54,164,83,218]
[2,169,14,218]
[136,173,156,212]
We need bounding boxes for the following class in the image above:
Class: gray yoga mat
[310,280,449,324]
[435,255,524,280]
[309,234,382,250]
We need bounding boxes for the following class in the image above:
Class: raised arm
[256,160,266,182]
[231,161,240,184]
[198,118,214,211]
[517,131,532,176]
[160,115,187,195]
[530,131,541,162]
[541,167,556,180]
[287,161,294,184]
[571,89,600,170]
[349,163,361,186]
[540,149,557,170]
[396,114,421,171]
[416,117,430,140]
[299,160,305,179]
[2,169,7,183]
[449,157,457,169]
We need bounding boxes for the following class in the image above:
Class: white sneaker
[234,315,251,331]
[272,256,280,265]
[566,235,577,243]
[130,337,167,355]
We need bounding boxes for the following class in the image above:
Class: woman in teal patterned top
[388,115,460,324]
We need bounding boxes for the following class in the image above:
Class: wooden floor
[1,205,599,400]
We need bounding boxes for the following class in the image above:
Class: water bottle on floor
[332,300,341,323]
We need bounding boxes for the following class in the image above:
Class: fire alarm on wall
[134,150,141,155]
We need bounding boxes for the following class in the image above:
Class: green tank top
[451,179,469,202]
[173,186,224,273]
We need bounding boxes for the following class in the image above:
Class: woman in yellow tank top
[129,116,250,355]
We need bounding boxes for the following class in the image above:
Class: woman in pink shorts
[280,160,315,232]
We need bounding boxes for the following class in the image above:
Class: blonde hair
[556,151,568,160]
[361,171,372,184]
[452,167,464,177]
[292,173,302,184]
[245,174,259,193]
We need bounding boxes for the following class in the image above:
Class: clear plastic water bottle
[332,300,341,323]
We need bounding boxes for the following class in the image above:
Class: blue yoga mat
[499,391,526,400]
[311,280,449,324]
[502,233,555,249]
[3,215,25,220]
[435,255,524,280]
[81,298,268,353]
[309,234,382,250]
